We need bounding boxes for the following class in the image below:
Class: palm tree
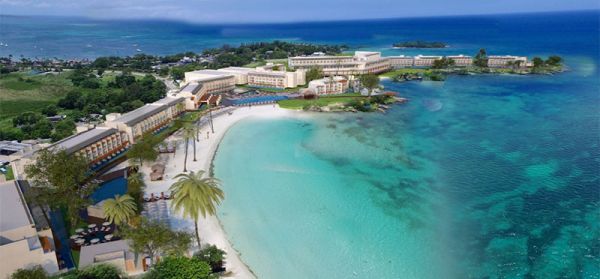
[103,194,137,226]
[169,170,224,247]
[181,123,196,171]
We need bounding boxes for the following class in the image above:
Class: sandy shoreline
[141,104,295,279]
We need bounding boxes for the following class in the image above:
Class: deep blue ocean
[2,10,599,278]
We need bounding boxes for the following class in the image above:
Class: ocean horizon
[0,10,598,59]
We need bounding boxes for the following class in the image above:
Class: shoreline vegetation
[392,40,448,48]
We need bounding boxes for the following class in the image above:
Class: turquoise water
[214,60,600,277]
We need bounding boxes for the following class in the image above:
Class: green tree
[359,74,380,99]
[432,57,455,69]
[127,135,159,167]
[77,263,123,279]
[11,266,48,279]
[532,57,545,68]
[182,122,198,168]
[171,68,185,81]
[103,194,137,226]
[545,55,562,67]
[145,256,212,279]
[25,149,96,225]
[119,218,192,262]
[169,170,224,247]
[194,245,227,273]
[474,48,488,67]
[305,66,323,83]
[51,119,76,142]
[41,105,58,116]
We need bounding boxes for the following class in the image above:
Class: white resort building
[388,55,414,68]
[247,64,306,89]
[288,51,391,76]
[0,180,59,278]
[308,76,349,95]
[106,97,185,144]
[487,55,528,68]
[413,55,443,67]
[447,55,473,67]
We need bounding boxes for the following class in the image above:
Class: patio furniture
[75,239,85,245]
[90,238,100,244]
[102,221,112,226]
[75,228,84,233]
[88,224,97,229]
[105,234,113,241]
[70,235,80,240]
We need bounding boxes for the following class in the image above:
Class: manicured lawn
[278,93,364,109]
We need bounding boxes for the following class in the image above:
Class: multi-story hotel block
[247,66,306,89]
[51,127,130,167]
[0,180,59,278]
[447,55,473,67]
[217,67,254,84]
[106,97,185,144]
[308,76,349,95]
[388,55,414,68]
[487,55,528,68]
[413,55,443,67]
[184,71,236,95]
[288,51,391,76]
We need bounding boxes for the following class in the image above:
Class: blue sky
[0,0,598,23]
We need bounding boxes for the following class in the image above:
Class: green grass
[278,93,364,109]
[0,72,74,120]
[379,68,432,78]
[3,166,14,181]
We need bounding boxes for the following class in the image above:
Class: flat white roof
[218,67,254,73]
[0,181,33,233]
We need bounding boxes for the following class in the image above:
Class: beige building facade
[288,51,391,76]
[106,97,185,143]
[487,55,528,68]
[447,55,473,66]
[308,76,349,95]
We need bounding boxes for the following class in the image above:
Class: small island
[393,40,447,48]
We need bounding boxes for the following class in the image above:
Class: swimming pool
[90,177,128,203]
[231,95,289,106]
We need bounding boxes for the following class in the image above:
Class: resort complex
[0,46,560,279]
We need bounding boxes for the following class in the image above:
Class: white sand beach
[140,104,294,279]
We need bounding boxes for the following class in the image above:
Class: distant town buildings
[0,181,59,278]
[308,76,349,95]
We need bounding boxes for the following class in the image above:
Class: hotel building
[447,55,473,67]
[0,180,59,278]
[288,51,391,76]
[308,76,349,95]
[388,55,414,68]
[487,55,528,68]
[50,127,130,168]
[106,97,185,144]
[217,67,254,84]
[184,72,236,95]
[413,55,443,67]
[247,66,306,89]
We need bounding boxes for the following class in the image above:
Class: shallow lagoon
[214,63,599,277]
